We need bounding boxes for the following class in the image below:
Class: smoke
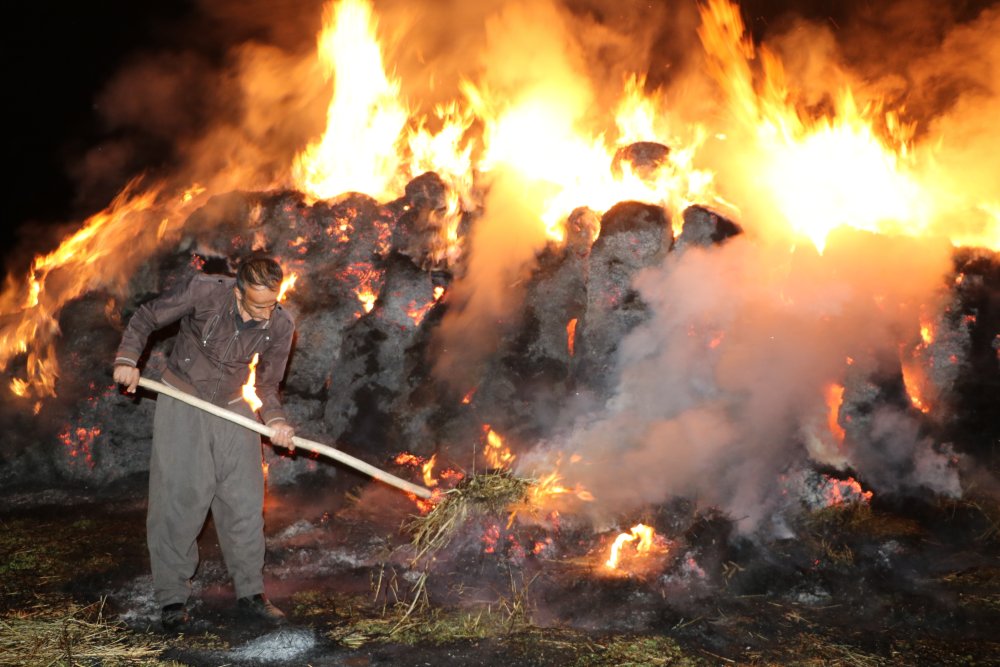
[83,7,333,203]
[521,228,956,530]
[371,0,676,121]
[6,0,997,508]
[513,0,994,529]
[427,0,636,388]
[432,168,551,390]
[909,5,1000,246]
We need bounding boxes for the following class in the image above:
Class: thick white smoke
[521,229,959,530]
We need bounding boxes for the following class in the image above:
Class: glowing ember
[340,263,382,316]
[242,353,263,412]
[823,476,874,507]
[58,426,101,468]
[566,318,578,357]
[606,523,656,569]
[406,292,441,326]
[395,452,423,466]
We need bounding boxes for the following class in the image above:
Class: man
[113,255,296,631]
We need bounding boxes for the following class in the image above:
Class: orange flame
[292,0,407,202]
[408,487,443,515]
[278,273,298,302]
[901,361,932,413]
[422,454,438,488]
[1,181,173,398]
[524,469,594,508]
[356,288,377,314]
[697,0,999,253]
[483,426,515,470]
[823,476,874,506]
[919,321,935,346]
[242,353,263,412]
[395,452,423,466]
[406,291,441,326]
[606,523,656,569]
[566,318,578,357]
[824,383,846,445]
[341,263,382,315]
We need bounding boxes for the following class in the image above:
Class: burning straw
[407,470,533,562]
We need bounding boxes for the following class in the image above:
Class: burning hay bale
[408,470,533,561]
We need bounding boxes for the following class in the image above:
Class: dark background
[3,2,198,277]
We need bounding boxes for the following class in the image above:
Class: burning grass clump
[408,470,533,562]
[0,598,172,666]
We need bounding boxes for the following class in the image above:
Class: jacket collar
[230,292,273,330]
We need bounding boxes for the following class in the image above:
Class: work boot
[161,603,190,632]
[237,594,287,625]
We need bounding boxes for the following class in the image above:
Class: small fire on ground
[605,523,670,574]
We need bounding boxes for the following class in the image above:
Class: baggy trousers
[148,394,266,607]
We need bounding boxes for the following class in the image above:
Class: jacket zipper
[201,314,221,347]
[210,329,240,402]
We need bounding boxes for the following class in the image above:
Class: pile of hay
[408,470,533,561]
[0,599,167,666]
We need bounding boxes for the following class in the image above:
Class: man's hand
[113,364,140,394]
[270,422,296,452]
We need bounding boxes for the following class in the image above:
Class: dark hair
[236,256,284,292]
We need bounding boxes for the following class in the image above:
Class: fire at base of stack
[2,0,1000,663]
[0,179,998,664]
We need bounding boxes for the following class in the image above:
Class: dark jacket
[115,273,295,425]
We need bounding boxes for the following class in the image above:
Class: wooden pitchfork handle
[137,376,432,499]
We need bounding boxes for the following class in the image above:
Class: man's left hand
[270,422,296,452]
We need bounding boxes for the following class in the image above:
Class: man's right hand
[113,364,140,394]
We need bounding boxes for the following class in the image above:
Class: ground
[1,471,999,667]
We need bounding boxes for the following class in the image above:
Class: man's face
[235,285,280,322]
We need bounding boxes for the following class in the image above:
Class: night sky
[3,1,196,277]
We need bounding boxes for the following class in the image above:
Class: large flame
[697,0,999,253]
[2,0,998,440]
[0,181,190,397]
[292,0,408,202]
